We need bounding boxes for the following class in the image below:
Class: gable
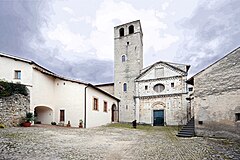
[136,62,187,81]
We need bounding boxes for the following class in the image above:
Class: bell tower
[114,20,143,122]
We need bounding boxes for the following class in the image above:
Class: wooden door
[60,110,65,122]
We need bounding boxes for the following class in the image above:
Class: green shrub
[51,122,56,125]
[0,81,28,98]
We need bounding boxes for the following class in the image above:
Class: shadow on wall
[195,121,240,143]
[34,106,53,125]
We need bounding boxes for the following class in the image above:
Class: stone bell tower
[114,20,143,122]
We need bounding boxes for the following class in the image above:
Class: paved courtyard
[0,124,240,160]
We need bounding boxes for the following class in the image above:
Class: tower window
[171,83,174,88]
[119,28,124,37]
[129,25,134,34]
[123,83,127,92]
[14,70,21,79]
[122,55,126,62]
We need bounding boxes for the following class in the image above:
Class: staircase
[177,117,195,137]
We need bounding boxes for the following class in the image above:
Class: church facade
[99,20,191,126]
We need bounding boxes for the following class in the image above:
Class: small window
[153,84,165,93]
[198,121,203,125]
[93,97,98,111]
[119,28,124,37]
[122,55,126,62]
[14,70,21,79]
[145,85,148,90]
[236,113,240,121]
[103,101,107,112]
[127,42,129,45]
[189,87,193,92]
[126,105,128,110]
[123,83,127,92]
[171,83,174,88]
[129,25,134,34]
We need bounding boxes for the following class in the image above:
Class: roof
[186,46,240,85]
[136,60,190,80]
[95,83,114,87]
[0,52,55,74]
[114,20,141,28]
[0,52,120,101]
[88,84,119,101]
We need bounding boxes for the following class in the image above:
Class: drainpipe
[84,84,89,128]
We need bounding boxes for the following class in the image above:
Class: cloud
[0,1,51,59]
[63,7,74,15]
[178,0,240,75]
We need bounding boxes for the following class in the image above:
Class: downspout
[84,84,89,128]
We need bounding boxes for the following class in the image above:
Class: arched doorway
[152,102,166,126]
[112,104,119,122]
[34,106,53,124]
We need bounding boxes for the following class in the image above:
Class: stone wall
[194,47,240,141]
[0,94,30,127]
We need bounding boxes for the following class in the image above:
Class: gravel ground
[0,125,240,160]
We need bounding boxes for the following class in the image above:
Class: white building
[0,53,119,128]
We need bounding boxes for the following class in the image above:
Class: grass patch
[106,123,179,132]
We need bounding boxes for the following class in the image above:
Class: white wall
[0,55,33,85]
[54,79,85,127]
[31,68,55,113]
[86,87,118,128]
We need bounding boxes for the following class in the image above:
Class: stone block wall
[0,94,30,127]
[194,48,240,141]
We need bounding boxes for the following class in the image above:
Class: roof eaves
[88,83,120,101]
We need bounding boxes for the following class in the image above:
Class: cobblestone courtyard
[0,124,240,160]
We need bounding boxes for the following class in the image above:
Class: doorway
[112,104,118,122]
[153,110,164,126]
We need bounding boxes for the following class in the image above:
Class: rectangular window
[155,68,164,78]
[145,85,148,90]
[60,110,65,122]
[189,87,193,92]
[103,101,107,112]
[171,83,174,88]
[236,113,240,121]
[14,70,21,79]
[93,97,98,111]
[123,83,127,92]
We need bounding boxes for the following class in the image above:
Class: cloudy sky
[0,0,239,84]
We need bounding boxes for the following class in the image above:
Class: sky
[0,0,239,84]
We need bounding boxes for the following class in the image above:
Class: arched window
[123,83,127,92]
[153,84,165,93]
[122,55,126,62]
[119,28,124,37]
[129,25,134,34]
